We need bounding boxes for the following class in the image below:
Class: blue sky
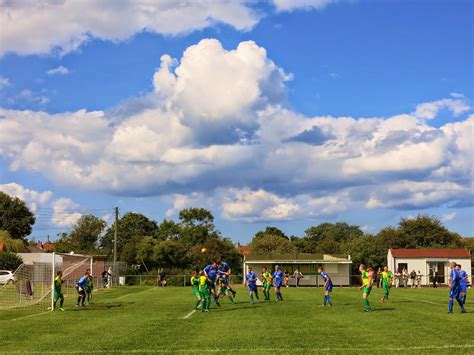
[0,0,472,242]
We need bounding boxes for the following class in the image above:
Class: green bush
[0,252,23,271]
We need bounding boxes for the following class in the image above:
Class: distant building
[387,248,472,285]
[243,253,352,286]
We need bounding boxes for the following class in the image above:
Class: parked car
[0,270,15,284]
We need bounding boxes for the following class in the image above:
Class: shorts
[363,286,372,295]
[325,284,333,292]
[460,285,467,293]
[194,291,201,297]
[208,281,216,290]
[450,287,460,299]
[383,285,390,292]
[200,289,211,298]
[275,282,282,289]
[248,284,257,292]
[54,291,63,300]
[263,282,272,290]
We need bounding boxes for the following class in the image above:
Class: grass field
[1,285,473,354]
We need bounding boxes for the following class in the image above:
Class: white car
[0,270,15,284]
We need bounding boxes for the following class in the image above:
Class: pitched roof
[390,248,471,258]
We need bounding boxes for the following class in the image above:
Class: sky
[0,0,472,243]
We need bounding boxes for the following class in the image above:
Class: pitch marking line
[183,309,196,319]
[10,311,51,321]
[399,296,445,305]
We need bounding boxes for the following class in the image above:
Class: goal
[0,253,93,313]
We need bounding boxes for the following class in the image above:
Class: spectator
[101,269,108,288]
[284,269,290,288]
[293,268,304,287]
[410,270,417,288]
[416,270,422,288]
[394,271,401,288]
[106,267,112,288]
[402,268,409,288]
[432,271,438,288]
[159,267,167,287]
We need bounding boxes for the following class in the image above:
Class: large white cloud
[0,39,472,221]
[0,182,83,227]
[0,0,259,56]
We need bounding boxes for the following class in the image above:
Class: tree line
[0,191,472,273]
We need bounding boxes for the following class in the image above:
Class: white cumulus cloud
[0,0,260,56]
[46,66,70,75]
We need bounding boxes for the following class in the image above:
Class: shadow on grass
[69,303,123,311]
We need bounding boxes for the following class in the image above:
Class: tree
[55,215,107,253]
[0,252,23,271]
[249,232,296,255]
[101,212,159,256]
[153,239,189,269]
[155,219,181,241]
[0,230,26,252]
[254,226,288,240]
[0,192,35,241]
[304,222,364,254]
[178,208,219,245]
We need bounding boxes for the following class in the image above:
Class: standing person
[410,270,416,288]
[284,269,290,288]
[432,270,438,288]
[376,268,382,288]
[394,270,401,288]
[216,272,235,304]
[456,264,468,307]
[101,269,108,288]
[293,268,304,288]
[217,260,237,297]
[76,271,90,308]
[273,265,284,301]
[359,264,373,312]
[416,270,422,288]
[402,269,409,288]
[53,271,65,311]
[448,261,466,313]
[190,270,202,310]
[380,266,393,303]
[318,266,333,306]
[159,268,167,287]
[199,271,211,312]
[203,262,220,307]
[106,267,112,288]
[245,267,259,304]
[261,267,272,301]
[85,269,94,304]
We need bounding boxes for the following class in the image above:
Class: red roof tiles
[390,248,471,258]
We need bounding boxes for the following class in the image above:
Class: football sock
[364,298,370,310]
[449,299,454,313]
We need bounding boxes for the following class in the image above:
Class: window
[397,263,408,273]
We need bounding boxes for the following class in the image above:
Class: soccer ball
[200,247,207,253]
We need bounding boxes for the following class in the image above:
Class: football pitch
[1,286,473,354]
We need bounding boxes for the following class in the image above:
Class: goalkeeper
[76,271,90,308]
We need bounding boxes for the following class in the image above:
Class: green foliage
[249,228,296,255]
[0,230,26,252]
[55,215,107,253]
[0,191,35,241]
[178,208,219,245]
[0,252,23,271]
[101,212,159,256]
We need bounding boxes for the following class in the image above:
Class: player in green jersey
[216,273,235,304]
[359,264,373,312]
[199,272,211,312]
[380,266,393,303]
[53,270,65,311]
[190,270,202,310]
[261,267,272,301]
[85,269,94,304]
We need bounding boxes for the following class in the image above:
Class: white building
[387,248,472,286]
[243,253,352,286]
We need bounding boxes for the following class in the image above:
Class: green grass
[0,286,473,354]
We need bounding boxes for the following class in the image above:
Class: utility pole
[113,206,118,287]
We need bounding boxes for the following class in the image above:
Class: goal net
[0,253,93,312]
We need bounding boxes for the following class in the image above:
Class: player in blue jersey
[218,260,237,297]
[272,264,284,301]
[318,266,333,306]
[203,262,220,307]
[448,261,466,313]
[245,267,259,304]
[456,264,468,307]
[76,271,90,307]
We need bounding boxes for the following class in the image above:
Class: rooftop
[389,248,471,258]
